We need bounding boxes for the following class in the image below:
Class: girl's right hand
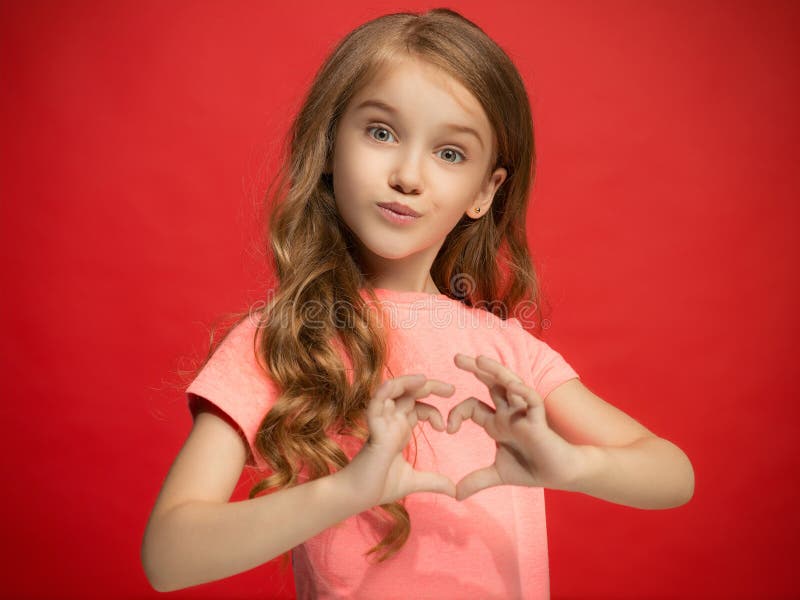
[341,374,457,509]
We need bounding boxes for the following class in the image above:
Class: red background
[1,1,797,598]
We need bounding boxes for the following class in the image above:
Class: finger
[476,382,527,423]
[368,379,391,422]
[447,397,495,434]
[456,354,529,411]
[379,373,426,407]
[486,382,510,411]
[474,354,525,387]
[455,354,525,390]
[454,355,512,410]
[453,354,498,389]
[414,401,447,431]
[456,465,502,501]
[507,380,546,423]
[412,470,457,498]
[383,397,395,418]
[424,379,457,398]
[503,382,530,413]
[395,379,454,414]
[476,356,536,413]
[370,375,425,427]
[374,373,425,401]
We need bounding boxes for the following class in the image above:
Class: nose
[389,149,424,195]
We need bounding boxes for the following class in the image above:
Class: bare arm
[143,465,367,592]
[570,436,695,509]
[141,377,455,592]
[445,357,695,508]
[140,403,373,592]
[544,378,695,509]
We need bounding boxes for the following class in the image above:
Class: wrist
[336,450,382,513]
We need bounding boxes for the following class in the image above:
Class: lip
[376,201,421,218]
[377,204,419,225]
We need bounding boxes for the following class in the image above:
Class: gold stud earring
[475,207,481,213]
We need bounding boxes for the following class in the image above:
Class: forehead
[346,56,492,144]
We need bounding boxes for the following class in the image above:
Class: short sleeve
[185,316,278,470]
[508,318,580,400]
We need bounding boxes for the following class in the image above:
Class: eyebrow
[354,98,485,151]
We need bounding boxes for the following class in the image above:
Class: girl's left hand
[449,353,585,501]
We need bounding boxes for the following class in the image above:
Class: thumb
[412,470,457,498]
[456,466,500,501]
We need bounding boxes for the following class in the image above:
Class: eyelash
[365,124,469,164]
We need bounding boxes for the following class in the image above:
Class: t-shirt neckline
[362,287,454,304]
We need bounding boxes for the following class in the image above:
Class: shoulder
[502,315,554,355]
[185,308,278,470]
[481,311,533,349]
[209,308,266,362]
[188,308,275,395]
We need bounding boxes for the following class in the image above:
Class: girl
[141,8,695,599]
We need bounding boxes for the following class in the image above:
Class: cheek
[332,146,381,209]
[332,160,359,201]
[435,180,479,208]
[332,171,372,229]
[441,205,471,230]
[331,148,358,200]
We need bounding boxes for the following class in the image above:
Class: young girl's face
[330,55,507,289]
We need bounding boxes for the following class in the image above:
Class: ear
[466,166,507,219]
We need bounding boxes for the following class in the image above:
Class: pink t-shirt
[186,288,580,599]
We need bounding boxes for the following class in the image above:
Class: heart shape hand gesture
[343,354,585,509]
[343,373,459,509]
[447,353,585,500]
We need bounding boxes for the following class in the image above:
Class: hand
[448,354,584,501]
[344,374,457,509]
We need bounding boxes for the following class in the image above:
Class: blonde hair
[192,7,549,570]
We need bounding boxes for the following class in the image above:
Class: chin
[359,236,418,261]
[368,246,415,261]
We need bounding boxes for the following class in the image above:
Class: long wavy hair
[190,7,551,570]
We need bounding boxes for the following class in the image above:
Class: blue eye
[437,148,466,164]
[366,125,467,164]
[367,126,395,143]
